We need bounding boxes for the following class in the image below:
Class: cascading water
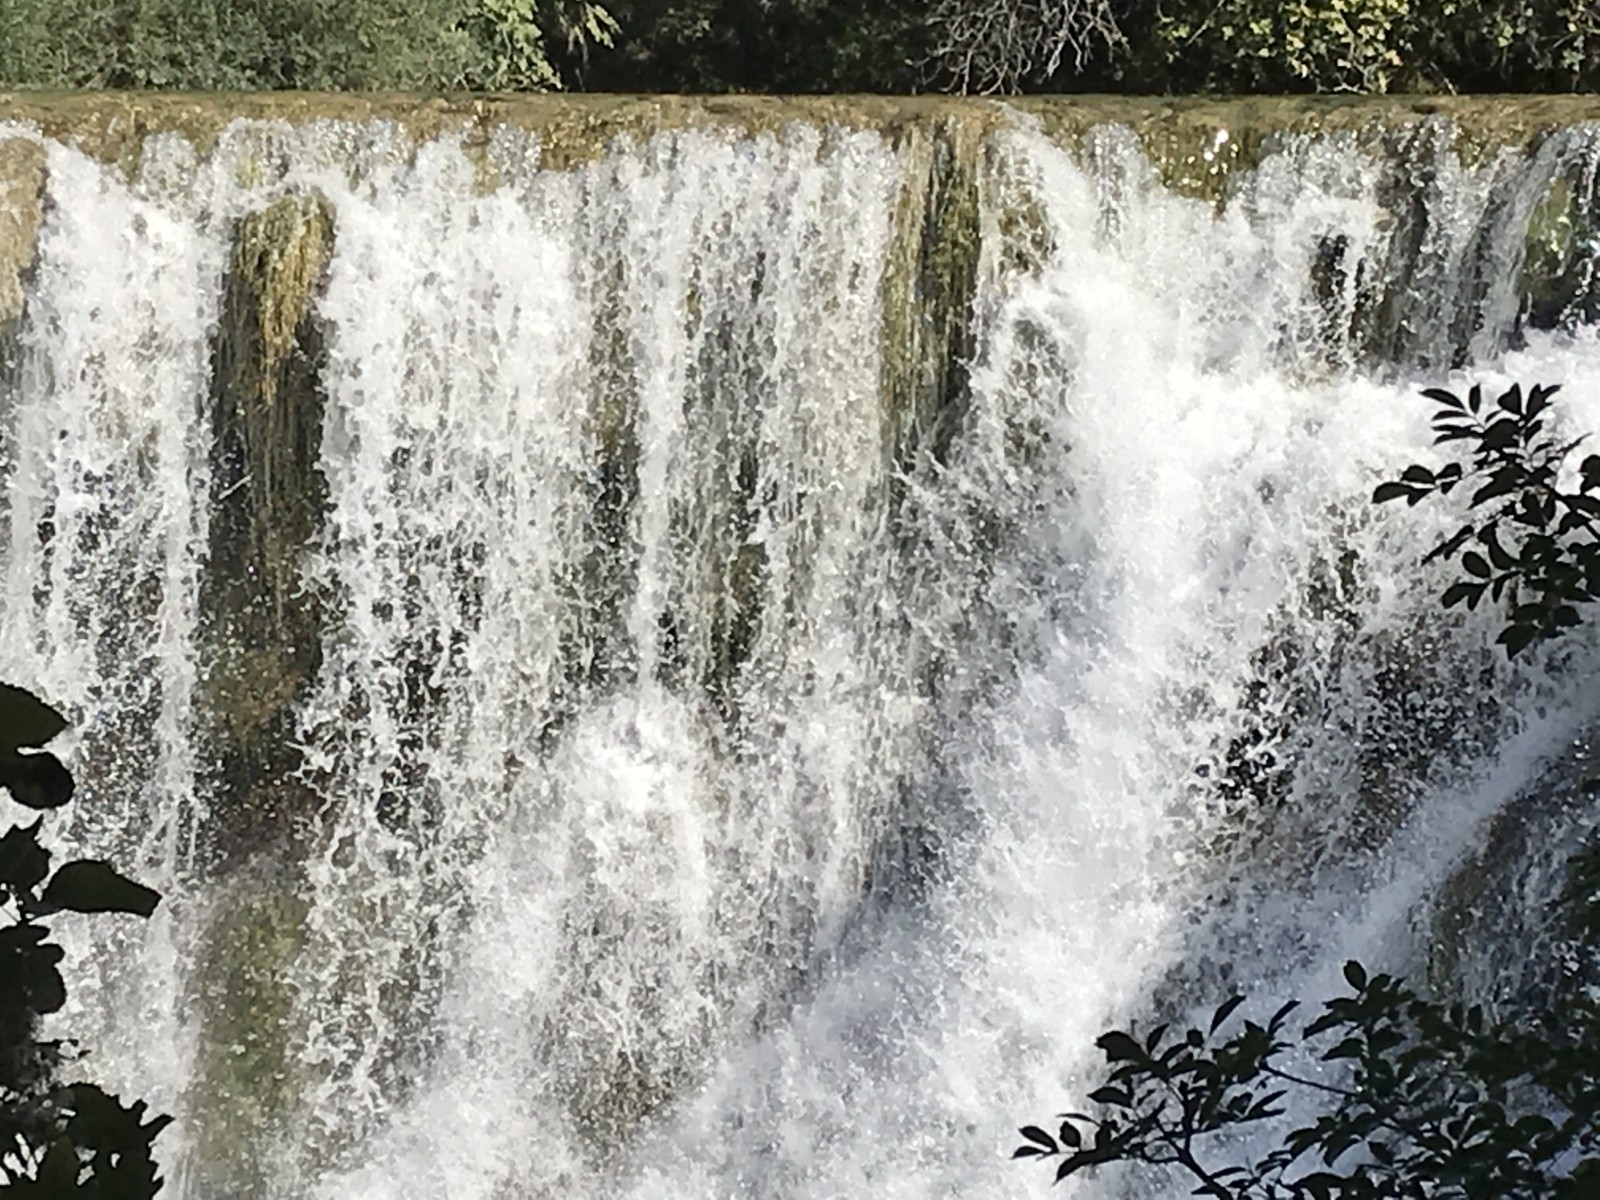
[3,99,1600,1198]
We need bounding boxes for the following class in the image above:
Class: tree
[0,0,615,91]
[1017,381,1600,1196]
[922,0,1125,94]
[549,0,924,93]
[0,683,168,1197]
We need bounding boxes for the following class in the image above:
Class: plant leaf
[0,819,50,894]
[1498,623,1543,658]
[1095,1031,1143,1062]
[1018,1125,1056,1151]
[0,684,67,755]
[1210,995,1246,1034]
[0,751,75,810]
[40,860,160,918]
[1087,1086,1131,1107]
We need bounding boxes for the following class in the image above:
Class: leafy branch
[0,683,169,1197]
[1017,961,1600,1198]
[1373,382,1600,657]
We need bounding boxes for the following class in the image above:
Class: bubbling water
[0,108,1597,1199]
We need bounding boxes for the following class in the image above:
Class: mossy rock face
[187,865,310,1199]
[0,93,998,177]
[1428,736,1600,1014]
[227,194,334,415]
[0,137,44,331]
[1012,95,1600,185]
[1521,176,1578,326]
[880,117,983,476]
[1517,148,1600,332]
[8,93,1600,187]
[201,191,336,867]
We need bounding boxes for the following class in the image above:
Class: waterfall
[3,99,1600,1198]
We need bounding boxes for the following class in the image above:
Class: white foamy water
[1,109,1599,1199]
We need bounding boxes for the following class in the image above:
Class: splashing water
[2,107,1600,1198]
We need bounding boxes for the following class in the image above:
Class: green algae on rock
[0,136,43,331]
[202,192,336,866]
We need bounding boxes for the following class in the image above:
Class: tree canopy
[4,0,1600,94]
[0,0,615,91]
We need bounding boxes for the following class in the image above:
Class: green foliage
[1137,0,1420,94]
[4,0,1600,92]
[1374,383,1600,658]
[1091,0,1600,94]
[1018,962,1600,1197]
[555,0,1600,94]
[0,0,614,91]
[0,684,168,1197]
[555,0,922,93]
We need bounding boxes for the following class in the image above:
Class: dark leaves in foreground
[1374,382,1600,657]
[1018,961,1600,1197]
[0,682,168,1195]
[0,684,74,810]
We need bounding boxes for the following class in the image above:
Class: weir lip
[4,92,1600,174]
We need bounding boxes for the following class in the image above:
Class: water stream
[2,106,1599,1197]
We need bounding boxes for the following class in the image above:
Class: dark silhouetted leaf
[1499,623,1543,658]
[1209,998,1248,1036]
[1087,1086,1131,1107]
[58,1083,172,1196]
[1471,470,1521,506]
[41,860,160,918]
[1096,1031,1143,1062]
[1424,523,1477,564]
[1483,529,1515,570]
[0,684,67,754]
[0,751,75,810]
[0,925,68,1015]
[1018,1125,1056,1152]
[0,819,49,894]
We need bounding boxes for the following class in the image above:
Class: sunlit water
[2,109,1599,1198]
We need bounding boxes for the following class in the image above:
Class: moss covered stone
[0,136,43,330]
[202,192,336,865]
[3,93,1598,183]
[187,867,310,1199]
